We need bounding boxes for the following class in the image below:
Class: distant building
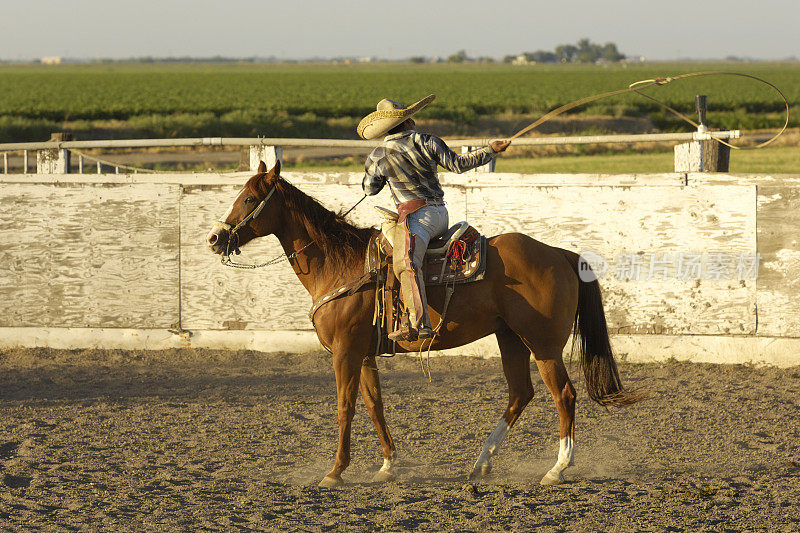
[40,56,62,65]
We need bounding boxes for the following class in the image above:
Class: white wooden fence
[1,130,740,175]
[1,170,799,366]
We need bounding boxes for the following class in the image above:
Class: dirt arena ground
[1,348,799,531]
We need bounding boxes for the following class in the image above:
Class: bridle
[213,183,365,270]
[212,185,276,258]
[213,185,313,269]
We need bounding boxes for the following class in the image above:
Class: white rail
[0,130,742,174]
[0,131,740,152]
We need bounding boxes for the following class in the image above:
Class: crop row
[0,62,796,140]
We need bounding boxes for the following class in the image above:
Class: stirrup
[388,326,418,342]
[417,327,434,340]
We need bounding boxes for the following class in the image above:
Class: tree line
[503,39,625,64]
[431,39,625,64]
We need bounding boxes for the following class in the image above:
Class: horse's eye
[244,196,256,204]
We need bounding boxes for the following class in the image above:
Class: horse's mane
[272,177,374,275]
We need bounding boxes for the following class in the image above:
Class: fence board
[467,185,756,335]
[0,183,179,327]
[0,174,773,342]
[756,186,800,337]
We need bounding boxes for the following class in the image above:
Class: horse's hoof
[372,470,396,483]
[468,462,492,480]
[540,471,565,486]
[318,475,343,488]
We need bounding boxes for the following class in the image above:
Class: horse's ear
[257,160,267,173]
[270,159,281,176]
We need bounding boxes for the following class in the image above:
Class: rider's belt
[395,199,445,208]
[396,198,428,223]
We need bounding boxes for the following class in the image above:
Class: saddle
[371,206,487,285]
[310,207,488,357]
[361,206,488,355]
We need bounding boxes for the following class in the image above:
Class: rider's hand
[491,140,511,153]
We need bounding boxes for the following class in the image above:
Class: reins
[341,194,367,217]
[218,184,363,270]
[221,241,315,270]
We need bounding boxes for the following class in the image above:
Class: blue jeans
[406,205,449,267]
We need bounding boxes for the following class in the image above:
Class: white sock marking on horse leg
[543,436,574,483]
[379,449,397,473]
[472,419,510,474]
[372,452,397,481]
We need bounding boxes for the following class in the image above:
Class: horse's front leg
[319,339,366,488]
[360,357,397,482]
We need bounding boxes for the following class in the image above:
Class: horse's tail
[561,249,646,407]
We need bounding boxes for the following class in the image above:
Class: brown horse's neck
[272,219,322,298]
[264,179,374,300]
[272,208,365,301]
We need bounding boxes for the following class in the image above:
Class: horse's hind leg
[469,327,534,479]
[533,348,576,485]
[359,357,397,482]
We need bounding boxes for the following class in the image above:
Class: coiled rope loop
[509,70,789,150]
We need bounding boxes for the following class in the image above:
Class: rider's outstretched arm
[423,134,497,174]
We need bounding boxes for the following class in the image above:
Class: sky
[1,0,798,61]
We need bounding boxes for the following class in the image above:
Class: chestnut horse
[207,161,641,487]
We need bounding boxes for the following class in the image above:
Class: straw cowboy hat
[357,94,436,140]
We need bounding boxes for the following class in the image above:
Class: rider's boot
[389,232,434,342]
[388,269,433,342]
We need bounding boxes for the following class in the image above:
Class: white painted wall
[2,171,799,364]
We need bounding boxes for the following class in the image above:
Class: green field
[287,145,798,174]
[0,62,797,142]
[498,145,799,174]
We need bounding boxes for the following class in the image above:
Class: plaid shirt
[362,130,496,205]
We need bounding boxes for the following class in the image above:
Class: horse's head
[206,160,283,255]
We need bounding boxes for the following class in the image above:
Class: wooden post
[674,95,730,173]
[37,132,72,174]
[695,95,708,131]
[461,146,495,173]
[249,145,283,172]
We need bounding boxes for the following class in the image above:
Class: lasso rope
[508,70,789,150]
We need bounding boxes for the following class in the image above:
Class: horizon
[3,54,798,64]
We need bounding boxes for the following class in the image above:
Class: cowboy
[358,94,511,342]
